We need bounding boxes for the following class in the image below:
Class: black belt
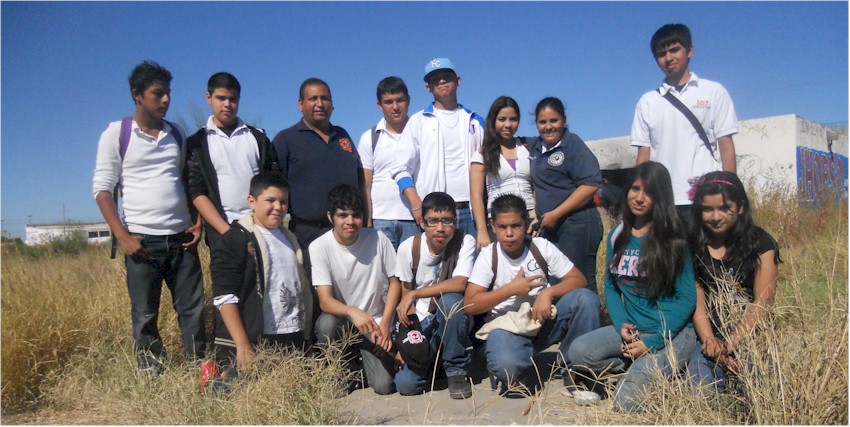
[290,216,330,228]
[456,201,470,209]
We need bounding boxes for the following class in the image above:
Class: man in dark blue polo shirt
[272,77,364,249]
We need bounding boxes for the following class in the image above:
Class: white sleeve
[395,235,415,282]
[470,150,484,165]
[213,294,239,309]
[630,96,652,148]
[536,238,575,279]
[452,234,478,278]
[468,243,496,289]
[379,232,398,278]
[309,238,333,287]
[356,128,375,170]
[92,122,122,198]
[712,86,739,138]
[391,114,420,183]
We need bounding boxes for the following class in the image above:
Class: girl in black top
[687,171,780,392]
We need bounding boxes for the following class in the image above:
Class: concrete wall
[25,222,111,246]
[585,114,849,200]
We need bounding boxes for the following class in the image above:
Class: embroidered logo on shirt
[339,138,353,152]
[694,99,710,108]
[548,151,565,167]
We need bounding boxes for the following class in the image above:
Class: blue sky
[1,1,847,238]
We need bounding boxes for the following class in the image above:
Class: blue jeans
[372,219,421,251]
[485,288,600,388]
[394,293,471,395]
[687,340,729,394]
[543,207,602,293]
[456,207,476,239]
[315,313,396,395]
[568,325,697,413]
[125,233,206,367]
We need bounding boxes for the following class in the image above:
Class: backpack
[488,237,549,290]
[110,116,184,258]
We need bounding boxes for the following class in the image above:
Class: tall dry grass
[1,244,349,423]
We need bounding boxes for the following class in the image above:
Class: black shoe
[447,375,472,399]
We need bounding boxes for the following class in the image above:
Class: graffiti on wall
[797,146,848,203]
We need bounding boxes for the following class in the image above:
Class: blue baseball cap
[423,57,456,82]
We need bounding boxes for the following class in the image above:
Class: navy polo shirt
[529,130,602,216]
[272,120,361,222]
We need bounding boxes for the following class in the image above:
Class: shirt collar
[658,71,700,95]
[205,115,247,136]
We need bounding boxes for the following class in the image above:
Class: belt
[456,201,470,209]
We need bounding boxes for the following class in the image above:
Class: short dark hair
[327,184,364,216]
[128,60,172,99]
[207,72,241,95]
[376,76,409,103]
[299,77,331,100]
[490,194,529,222]
[421,192,457,218]
[249,171,289,198]
[650,23,693,56]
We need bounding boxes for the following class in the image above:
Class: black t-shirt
[696,227,779,335]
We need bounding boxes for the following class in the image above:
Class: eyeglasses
[423,217,457,228]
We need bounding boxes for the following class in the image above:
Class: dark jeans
[543,207,603,293]
[125,233,206,368]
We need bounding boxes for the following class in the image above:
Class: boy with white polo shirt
[186,72,280,246]
[631,23,739,225]
[93,60,205,375]
[310,184,401,395]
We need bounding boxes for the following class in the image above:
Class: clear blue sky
[1,1,847,238]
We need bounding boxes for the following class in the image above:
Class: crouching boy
[311,184,401,395]
[463,194,601,392]
[210,171,312,374]
[393,192,477,399]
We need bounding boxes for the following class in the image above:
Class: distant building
[25,222,111,246]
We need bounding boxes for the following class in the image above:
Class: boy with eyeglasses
[393,192,477,399]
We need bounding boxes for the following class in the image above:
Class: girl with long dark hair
[470,96,535,250]
[687,171,779,393]
[567,161,697,412]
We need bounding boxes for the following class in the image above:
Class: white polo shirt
[630,72,738,205]
[357,118,413,221]
[205,116,261,223]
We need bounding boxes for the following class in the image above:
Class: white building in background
[586,114,848,201]
[25,222,111,246]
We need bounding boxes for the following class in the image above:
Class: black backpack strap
[410,233,421,290]
[657,89,715,158]
[489,243,498,291]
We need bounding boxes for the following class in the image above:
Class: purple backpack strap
[163,119,183,148]
[119,116,133,161]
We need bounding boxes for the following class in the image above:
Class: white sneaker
[572,390,601,406]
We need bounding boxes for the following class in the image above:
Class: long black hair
[481,96,520,177]
[688,171,777,276]
[610,161,688,299]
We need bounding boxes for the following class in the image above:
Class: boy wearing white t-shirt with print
[393,192,477,399]
[464,194,600,393]
[310,184,401,395]
[210,172,312,374]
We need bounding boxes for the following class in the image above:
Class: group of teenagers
[92,22,780,412]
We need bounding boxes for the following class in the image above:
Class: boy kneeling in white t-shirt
[464,194,601,393]
[310,184,401,395]
[393,192,477,399]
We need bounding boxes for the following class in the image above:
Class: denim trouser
[568,325,697,413]
[125,233,206,367]
[456,207,477,240]
[485,288,601,388]
[394,293,471,395]
[315,313,397,395]
[373,219,421,251]
[687,340,729,394]
[543,207,602,293]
